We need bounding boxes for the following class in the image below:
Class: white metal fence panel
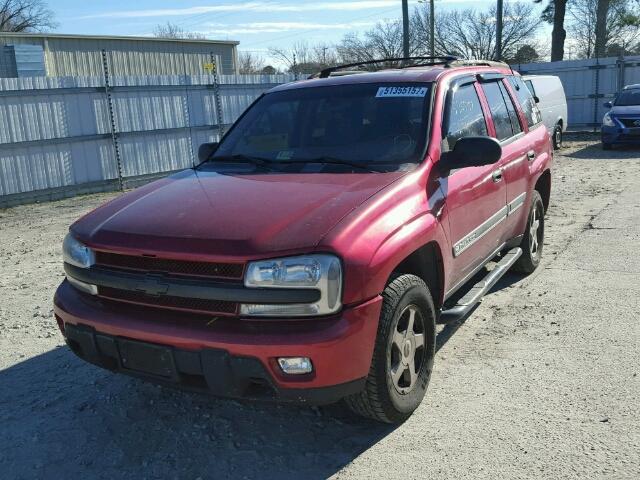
[516,55,640,129]
[0,73,296,204]
[2,56,639,206]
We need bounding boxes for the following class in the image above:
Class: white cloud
[79,1,416,19]
[198,20,378,35]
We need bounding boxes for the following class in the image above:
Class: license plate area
[117,339,176,379]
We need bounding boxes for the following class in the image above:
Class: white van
[522,75,568,149]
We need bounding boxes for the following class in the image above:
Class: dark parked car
[602,84,640,150]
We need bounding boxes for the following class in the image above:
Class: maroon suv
[54,58,552,423]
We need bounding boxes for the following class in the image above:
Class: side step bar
[439,247,522,324]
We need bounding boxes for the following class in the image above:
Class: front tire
[345,274,436,423]
[513,190,545,274]
[552,124,563,150]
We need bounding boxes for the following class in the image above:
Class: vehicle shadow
[562,138,640,160]
[436,266,523,352]
[0,272,523,479]
[0,315,463,480]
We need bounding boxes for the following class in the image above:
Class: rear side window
[482,82,514,141]
[525,80,535,96]
[444,84,488,149]
[508,76,541,127]
[500,82,523,136]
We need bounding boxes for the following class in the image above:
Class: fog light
[277,357,313,375]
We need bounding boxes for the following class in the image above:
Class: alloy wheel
[389,305,426,395]
[529,204,543,257]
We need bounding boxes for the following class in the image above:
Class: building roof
[0,32,239,46]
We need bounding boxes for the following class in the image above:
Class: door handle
[492,168,503,182]
[527,150,535,161]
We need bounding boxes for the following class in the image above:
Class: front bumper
[54,280,382,404]
[601,125,640,144]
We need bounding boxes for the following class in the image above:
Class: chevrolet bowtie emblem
[136,274,169,296]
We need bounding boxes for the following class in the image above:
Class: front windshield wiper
[201,154,281,171]
[286,156,385,173]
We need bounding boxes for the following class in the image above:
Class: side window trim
[477,78,527,143]
[474,81,496,139]
[441,75,479,138]
[502,77,530,133]
[508,75,543,128]
[498,80,524,138]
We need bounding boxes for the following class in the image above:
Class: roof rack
[315,56,459,78]
[446,59,510,69]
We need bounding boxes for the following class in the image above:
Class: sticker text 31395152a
[376,86,428,98]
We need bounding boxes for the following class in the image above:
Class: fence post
[101,49,124,191]
[592,58,600,133]
[180,48,196,168]
[617,54,625,93]
[209,53,225,139]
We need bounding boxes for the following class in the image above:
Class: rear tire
[513,190,545,274]
[552,124,563,150]
[344,274,436,424]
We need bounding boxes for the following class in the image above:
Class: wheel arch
[535,169,551,213]
[389,241,445,310]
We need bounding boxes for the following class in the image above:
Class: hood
[610,105,640,115]
[72,169,406,259]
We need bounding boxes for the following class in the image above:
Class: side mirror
[603,101,613,109]
[445,136,502,170]
[198,142,219,163]
[533,95,540,104]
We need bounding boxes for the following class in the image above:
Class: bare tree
[268,41,312,73]
[0,0,56,32]
[411,6,451,56]
[312,43,339,67]
[238,51,265,74]
[152,22,207,40]
[269,41,338,74]
[568,0,640,58]
[337,19,420,66]
[412,2,541,61]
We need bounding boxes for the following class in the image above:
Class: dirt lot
[1,135,639,479]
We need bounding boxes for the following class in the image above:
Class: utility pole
[495,0,503,61]
[429,0,435,57]
[402,0,410,58]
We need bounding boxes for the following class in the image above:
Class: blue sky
[52,1,543,62]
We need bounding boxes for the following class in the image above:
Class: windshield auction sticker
[376,86,428,98]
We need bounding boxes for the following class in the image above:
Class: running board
[439,247,522,324]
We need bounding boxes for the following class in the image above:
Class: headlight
[241,254,342,317]
[63,233,97,294]
[63,233,95,268]
[602,113,615,127]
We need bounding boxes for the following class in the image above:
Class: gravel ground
[1,135,639,479]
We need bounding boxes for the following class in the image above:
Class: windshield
[615,89,640,106]
[209,83,432,172]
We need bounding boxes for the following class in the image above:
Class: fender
[364,211,447,305]
[320,165,449,306]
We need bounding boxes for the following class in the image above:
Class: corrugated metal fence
[0,61,296,207]
[2,55,640,207]
[516,55,640,130]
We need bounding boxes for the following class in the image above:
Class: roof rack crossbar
[447,59,510,68]
[317,56,459,78]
